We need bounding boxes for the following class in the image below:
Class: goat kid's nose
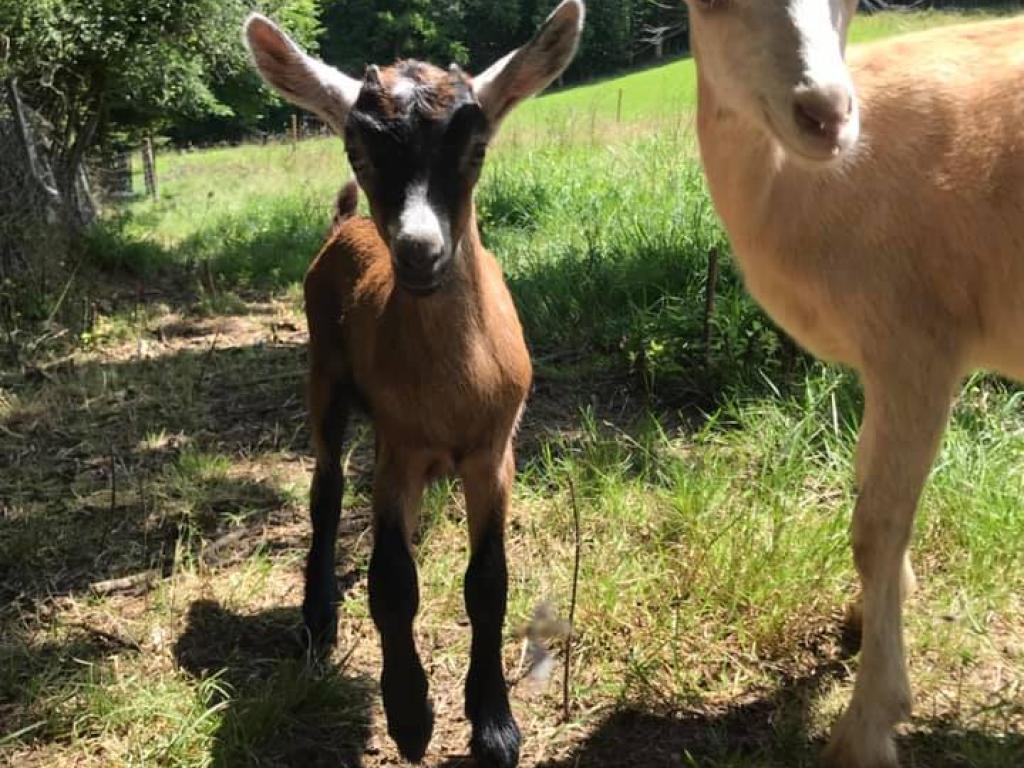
[394,235,444,282]
[793,83,853,142]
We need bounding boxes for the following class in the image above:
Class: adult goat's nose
[793,83,853,142]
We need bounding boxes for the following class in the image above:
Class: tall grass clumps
[480,132,796,400]
[85,127,794,403]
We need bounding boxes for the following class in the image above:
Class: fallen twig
[703,246,719,367]
[562,476,582,722]
[199,525,259,569]
[89,569,161,595]
[109,448,117,513]
[68,621,143,652]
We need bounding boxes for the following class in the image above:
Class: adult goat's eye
[469,143,487,166]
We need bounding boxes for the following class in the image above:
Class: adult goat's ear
[473,0,585,127]
[243,13,360,134]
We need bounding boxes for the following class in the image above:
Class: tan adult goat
[244,3,584,766]
[685,2,1024,767]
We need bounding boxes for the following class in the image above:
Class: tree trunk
[58,89,103,231]
[5,78,60,206]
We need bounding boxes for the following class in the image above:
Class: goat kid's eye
[348,154,371,176]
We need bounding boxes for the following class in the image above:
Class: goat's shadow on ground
[523,659,1024,768]
[174,599,374,768]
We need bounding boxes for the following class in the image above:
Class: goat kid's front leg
[368,445,433,763]
[825,354,959,768]
[461,445,520,768]
[303,373,350,651]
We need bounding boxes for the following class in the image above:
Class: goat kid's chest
[363,316,527,445]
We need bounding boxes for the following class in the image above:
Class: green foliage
[574,0,637,74]
[321,0,469,72]
[2,0,324,148]
[3,12,1024,766]
[317,0,684,85]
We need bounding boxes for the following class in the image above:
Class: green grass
[3,8,1023,768]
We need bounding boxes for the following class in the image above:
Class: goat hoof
[824,707,900,768]
[471,713,521,768]
[381,664,434,762]
[386,699,434,763]
[301,599,337,652]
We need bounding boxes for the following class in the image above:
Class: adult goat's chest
[698,101,860,365]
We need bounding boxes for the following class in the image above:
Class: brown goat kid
[244,3,584,767]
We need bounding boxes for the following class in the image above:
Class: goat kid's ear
[243,13,360,134]
[473,0,585,127]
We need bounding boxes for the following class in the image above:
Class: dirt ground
[1,291,1021,768]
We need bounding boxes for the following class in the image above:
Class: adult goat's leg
[461,443,520,768]
[845,425,919,637]
[303,368,350,650]
[826,353,959,768]
[368,444,433,762]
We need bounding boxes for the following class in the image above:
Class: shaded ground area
[1,294,1021,768]
[174,599,374,767]
[0,304,310,604]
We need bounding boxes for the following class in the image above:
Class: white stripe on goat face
[395,183,450,254]
[789,0,854,89]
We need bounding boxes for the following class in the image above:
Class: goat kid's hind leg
[825,354,960,768]
[303,371,350,651]
[461,445,520,768]
[368,445,433,763]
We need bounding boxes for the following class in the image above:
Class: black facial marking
[342,61,492,294]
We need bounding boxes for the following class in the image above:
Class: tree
[1,0,323,225]
[321,0,467,75]
[461,0,524,73]
[169,1,325,143]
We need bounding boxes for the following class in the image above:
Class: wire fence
[0,94,62,330]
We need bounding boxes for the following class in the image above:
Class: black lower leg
[302,385,348,650]
[369,519,433,762]
[302,464,343,648]
[465,525,519,768]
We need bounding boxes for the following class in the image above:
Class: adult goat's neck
[695,70,836,264]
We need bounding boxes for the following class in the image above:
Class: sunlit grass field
[2,9,1023,768]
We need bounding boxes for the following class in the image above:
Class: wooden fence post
[142,136,158,200]
[703,247,720,367]
[616,88,623,123]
